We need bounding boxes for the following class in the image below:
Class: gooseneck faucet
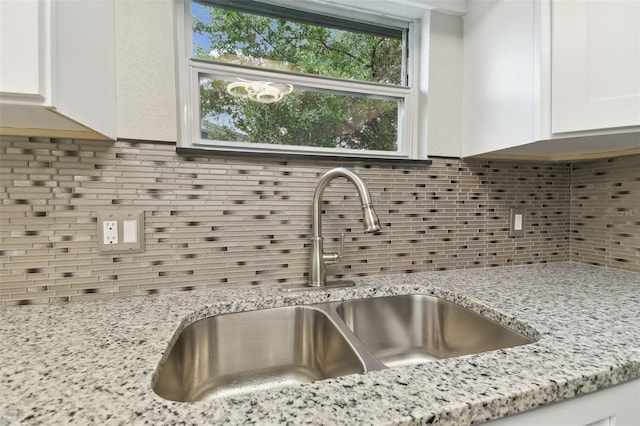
[308,167,381,287]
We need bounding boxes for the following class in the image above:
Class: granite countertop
[1,263,640,425]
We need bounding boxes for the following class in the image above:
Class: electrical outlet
[97,210,145,254]
[103,220,118,244]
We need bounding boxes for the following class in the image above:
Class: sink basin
[336,294,533,367]
[153,294,535,402]
[152,306,365,402]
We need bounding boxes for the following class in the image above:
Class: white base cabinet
[485,379,640,426]
[0,0,116,140]
[462,0,640,160]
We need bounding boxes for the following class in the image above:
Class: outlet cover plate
[97,210,145,254]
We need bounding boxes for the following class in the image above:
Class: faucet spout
[309,167,380,287]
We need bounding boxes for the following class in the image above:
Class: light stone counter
[1,263,639,425]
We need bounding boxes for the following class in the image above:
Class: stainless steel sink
[335,294,533,367]
[152,294,535,402]
[152,306,365,402]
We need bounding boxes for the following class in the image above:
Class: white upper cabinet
[462,0,640,160]
[0,1,43,98]
[552,0,640,134]
[0,0,116,140]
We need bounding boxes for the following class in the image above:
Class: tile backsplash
[571,155,640,271]
[0,136,636,305]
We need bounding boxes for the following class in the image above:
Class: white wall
[423,11,463,157]
[115,0,178,142]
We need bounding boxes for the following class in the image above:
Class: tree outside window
[193,1,406,153]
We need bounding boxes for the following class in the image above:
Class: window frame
[175,0,424,160]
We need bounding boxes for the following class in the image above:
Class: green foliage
[194,5,402,151]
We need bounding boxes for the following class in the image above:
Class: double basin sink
[152,294,534,402]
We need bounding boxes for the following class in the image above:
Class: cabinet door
[552,0,640,134]
[461,0,540,157]
[485,379,640,426]
[0,0,48,100]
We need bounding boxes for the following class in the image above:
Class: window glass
[199,73,400,152]
[192,1,404,85]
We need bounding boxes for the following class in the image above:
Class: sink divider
[314,302,388,373]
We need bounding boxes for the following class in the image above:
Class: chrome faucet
[308,167,381,288]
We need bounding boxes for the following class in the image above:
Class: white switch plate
[97,210,145,254]
[514,214,523,231]
[509,207,525,237]
[123,219,137,243]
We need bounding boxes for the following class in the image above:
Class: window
[176,0,422,160]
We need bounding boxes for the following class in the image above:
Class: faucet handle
[323,233,345,265]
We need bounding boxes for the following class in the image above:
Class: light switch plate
[122,219,138,243]
[509,207,525,237]
[97,210,145,254]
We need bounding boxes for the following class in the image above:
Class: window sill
[176,147,432,166]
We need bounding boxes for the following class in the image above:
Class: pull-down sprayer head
[361,204,381,233]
